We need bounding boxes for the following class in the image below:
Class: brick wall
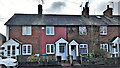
[9,26,42,55]
[67,26,120,53]
[9,26,67,56]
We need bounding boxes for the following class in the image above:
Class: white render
[55,38,68,60]
[1,39,20,58]
[110,37,120,57]
[69,40,79,60]
[6,26,9,41]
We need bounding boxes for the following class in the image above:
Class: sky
[0,0,120,36]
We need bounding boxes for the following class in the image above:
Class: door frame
[69,40,79,60]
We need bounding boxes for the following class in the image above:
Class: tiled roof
[5,14,120,26]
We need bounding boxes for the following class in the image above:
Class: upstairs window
[79,26,87,35]
[100,44,108,52]
[22,44,32,55]
[100,26,107,35]
[46,44,55,54]
[46,26,54,35]
[22,26,32,35]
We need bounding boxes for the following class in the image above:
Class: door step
[61,62,71,66]
[73,61,81,66]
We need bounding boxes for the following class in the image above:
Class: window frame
[22,26,32,35]
[79,44,88,54]
[7,45,16,56]
[22,44,32,55]
[46,26,54,35]
[100,44,108,52]
[100,26,107,35]
[79,26,87,35]
[46,44,55,54]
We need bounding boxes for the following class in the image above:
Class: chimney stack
[82,2,89,18]
[38,4,42,15]
[103,5,113,18]
[107,5,109,9]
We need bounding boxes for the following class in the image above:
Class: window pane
[12,46,15,55]
[84,45,86,48]
[116,44,118,52]
[119,44,120,51]
[59,45,64,53]
[28,46,31,53]
[80,45,83,48]
[46,28,50,34]
[23,46,26,53]
[47,45,50,53]
[7,46,10,56]
[51,45,54,53]
[80,48,87,54]
[51,27,54,34]
[27,26,31,35]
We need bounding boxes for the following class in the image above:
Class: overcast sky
[0,0,120,36]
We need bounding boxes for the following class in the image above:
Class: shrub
[27,55,39,62]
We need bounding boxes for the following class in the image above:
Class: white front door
[71,45,76,60]
[59,43,66,60]
[6,45,16,57]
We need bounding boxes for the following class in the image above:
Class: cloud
[45,1,66,13]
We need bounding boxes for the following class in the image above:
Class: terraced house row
[1,3,120,62]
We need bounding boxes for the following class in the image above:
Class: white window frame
[79,44,88,54]
[46,44,55,54]
[46,26,54,35]
[100,44,108,52]
[22,26,32,35]
[7,45,16,56]
[79,26,87,35]
[22,44,32,55]
[100,26,107,35]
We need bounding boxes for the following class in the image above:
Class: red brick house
[0,33,6,46]
[2,3,120,61]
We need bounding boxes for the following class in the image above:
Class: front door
[71,45,76,60]
[7,45,16,57]
[59,43,66,60]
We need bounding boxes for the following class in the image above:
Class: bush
[27,55,39,62]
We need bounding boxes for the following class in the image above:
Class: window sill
[46,53,55,54]
[100,33,107,35]
[46,34,55,35]
[22,53,32,55]
[22,35,31,36]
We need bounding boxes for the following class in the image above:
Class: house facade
[2,3,120,61]
[0,33,6,46]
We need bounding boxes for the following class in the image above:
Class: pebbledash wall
[9,26,67,55]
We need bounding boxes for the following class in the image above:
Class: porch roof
[55,38,68,44]
[69,40,79,46]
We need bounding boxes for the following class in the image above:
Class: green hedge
[27,55,39,62]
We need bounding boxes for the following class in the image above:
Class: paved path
[18,66,120,68]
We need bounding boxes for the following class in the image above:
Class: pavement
[18,66,120,68]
